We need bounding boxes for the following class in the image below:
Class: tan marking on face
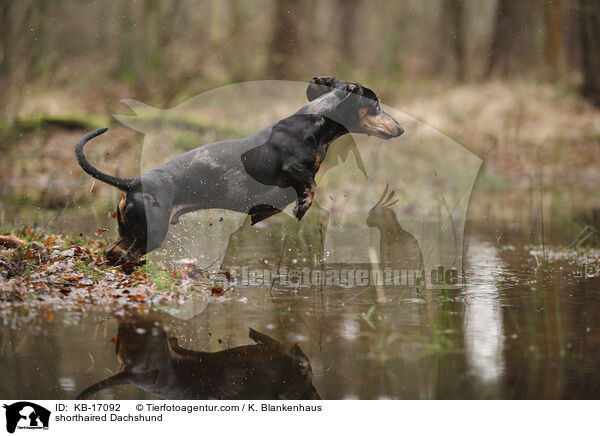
[354,108,399,138]
[313,155,321,170]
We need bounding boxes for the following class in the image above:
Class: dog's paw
[293,200,311,220]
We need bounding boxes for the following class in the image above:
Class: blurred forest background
[0,0,599,243]
[1,0,600,109]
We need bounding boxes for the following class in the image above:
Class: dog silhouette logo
[3,402,50,433]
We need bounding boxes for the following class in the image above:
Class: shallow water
[2,228,600,400]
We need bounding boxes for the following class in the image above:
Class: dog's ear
[306,76,345,101]
[330,85,359,107]
[344,83,364,96]
[302,85,359,121]
[329,83,364,105]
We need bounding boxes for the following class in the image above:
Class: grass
[141,261,181,292]
[0,114,108,141]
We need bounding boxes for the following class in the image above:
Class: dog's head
[305,76,404,139]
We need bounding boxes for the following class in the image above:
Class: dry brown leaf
[43,310,55,321]
[211,286,224,296]
[129,294,146,301]
[0,235,25,248]
[62,274,84,281]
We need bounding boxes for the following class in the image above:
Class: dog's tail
[76,128,134,190]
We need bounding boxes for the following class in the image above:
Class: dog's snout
[388,117,404,137]
[396,124,404,137]
[383,115,404,138]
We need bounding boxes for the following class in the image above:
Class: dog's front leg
[281,163,316,220]
[294,182,315,220]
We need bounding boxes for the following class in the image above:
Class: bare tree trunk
[436,0,466,81]
[0,0,13,79]
[210,0,222,46]
[487,0,519,77]
[382,2,403,75]
[578,0,600,106]
[563,0,581,73]
[115,1,136,80]
[451,0,466,82]
[544,0,564,81]
[145,0,162,76]
[267,0,299,79]
[227,0,247,82]
[338,0,359,65]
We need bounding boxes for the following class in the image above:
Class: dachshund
[76,76,403,265]
[76,321,320,400]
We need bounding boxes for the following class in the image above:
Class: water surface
[2,229,599,400]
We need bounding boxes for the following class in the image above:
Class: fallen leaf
[134,271,146,281]
[62,274,84,281]
[211,286,224,296]
[129,294,146,302]
[0,235,25,248]
[33,282,50,292]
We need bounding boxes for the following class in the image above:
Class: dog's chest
[312,143,330,172]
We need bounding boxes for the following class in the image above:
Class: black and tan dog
[76,76,403,264]
[76,320,320,400]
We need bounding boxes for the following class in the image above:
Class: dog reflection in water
[77,320,320,400]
